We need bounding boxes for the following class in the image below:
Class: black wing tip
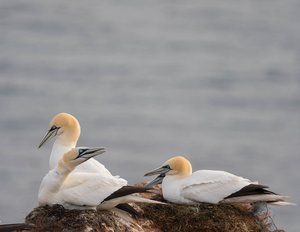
[103,185,151,202]
[224,184,277,199]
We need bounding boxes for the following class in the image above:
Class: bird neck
[42,167,70,194]
[57,161,75,178]
[57,130,79,146]
[177,171,192,177]
[49,139,77,169]
[59,122,80,145]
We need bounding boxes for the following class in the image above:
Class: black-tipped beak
[144,165,171,176]
[38,128,59,148]
[144,174,165,188]
[76,147,106,160]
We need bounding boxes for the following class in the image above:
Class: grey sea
[0,0,299,231]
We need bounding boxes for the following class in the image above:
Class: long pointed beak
[77,147,106,160]
[144,165,171,176]
[38,128,58,148]
[144,165,171,188]
[144,174,165,188]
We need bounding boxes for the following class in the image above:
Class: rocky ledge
[2,185,285,232]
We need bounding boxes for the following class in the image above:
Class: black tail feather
[115,203,141,218]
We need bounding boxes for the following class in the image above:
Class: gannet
[39,147,163,210]
[38,112,114,177]
[144,156,291,205]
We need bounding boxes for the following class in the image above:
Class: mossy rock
[141,202,267,232]
[21,184,285,232]
[25,204,136,232]
[22,202,282,232]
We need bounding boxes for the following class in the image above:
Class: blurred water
[0,0,299,231]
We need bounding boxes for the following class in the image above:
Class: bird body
[161,170,252,204]
[39,171,127,209]
[145,156,291,205]
[38,147,106,209]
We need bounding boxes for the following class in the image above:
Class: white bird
[39,147,163,210]
[38,112,114,177]
[144,156,291,205]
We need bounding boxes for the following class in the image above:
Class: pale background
[0,1,299,231]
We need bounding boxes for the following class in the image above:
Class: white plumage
[163,170,252,204]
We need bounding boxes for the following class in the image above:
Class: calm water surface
[0,1,300,231]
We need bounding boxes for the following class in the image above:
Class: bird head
[144,156,192,188]
[38,112,81,148]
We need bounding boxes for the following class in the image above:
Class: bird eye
[50,125,57,131]
[79,149,83,154]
